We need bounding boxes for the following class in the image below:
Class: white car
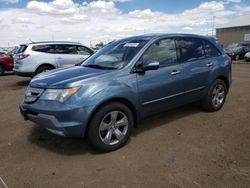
[245,52,250,62]
[13,41,94,77]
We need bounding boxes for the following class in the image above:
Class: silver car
[13,41,94,77]
[245,52,250,62]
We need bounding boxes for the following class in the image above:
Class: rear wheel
[36,65,54,75]
[202,79,227,112]
[87,102,134,152]
[0,65,5,76]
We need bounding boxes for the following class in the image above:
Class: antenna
[29,38,33,43]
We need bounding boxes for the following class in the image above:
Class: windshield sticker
[124,43,140,47]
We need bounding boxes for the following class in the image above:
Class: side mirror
[143,61,160,71]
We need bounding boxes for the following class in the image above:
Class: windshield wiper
[83,64,117,70]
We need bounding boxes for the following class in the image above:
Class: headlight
[40,87,80,102]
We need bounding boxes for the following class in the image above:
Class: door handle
[171,70,181,75]
[57,57,63,59]
[206,62,213,67]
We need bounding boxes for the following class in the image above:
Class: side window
[76,46,93,55]
[202,40,221,57]
[142,38,177,67]
[32,45,55,53]
[177,38,205,62]
[55,45,77,54]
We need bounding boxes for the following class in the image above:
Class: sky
[0,0,250,46]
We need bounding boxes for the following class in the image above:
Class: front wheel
[87,102,134,152]
[202,79,227,112]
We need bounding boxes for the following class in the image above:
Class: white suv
[13,41,94,77]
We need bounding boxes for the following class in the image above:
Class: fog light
[46,128,65,136]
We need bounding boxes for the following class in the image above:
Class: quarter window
[177,38,205,62]
[76,46,93,55]
[142,38,177,67]
[202,40,221,57]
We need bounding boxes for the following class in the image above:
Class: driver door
[136,38,186,116]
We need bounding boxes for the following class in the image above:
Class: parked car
[13,41,94,77]
[225,46,250,60]
[0,51,6,55]
[20,34,232,152]
[0,53,14,76]
[245,52,250,62]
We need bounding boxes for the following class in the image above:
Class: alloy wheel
[211,84,225,108]
[99,111,128,146]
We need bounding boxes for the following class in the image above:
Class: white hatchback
[13,41,94,77]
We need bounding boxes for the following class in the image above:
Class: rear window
[32,45,56,53]
[177,38,205,62]
[202,40,221,57]
[17,45,28,53]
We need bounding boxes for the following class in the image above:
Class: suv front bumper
[20,103,90,137]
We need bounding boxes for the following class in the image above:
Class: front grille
[24,87,44,103]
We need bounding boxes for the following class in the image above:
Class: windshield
[82,39,148,70]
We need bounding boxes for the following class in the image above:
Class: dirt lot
[0,64,250,188]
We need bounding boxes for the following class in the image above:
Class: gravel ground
[0,64,250,188]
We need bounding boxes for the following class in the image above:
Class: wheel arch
[0,62,6,70]
[84,97,138,136]
[216,75,229,93]
[35,63,56,74]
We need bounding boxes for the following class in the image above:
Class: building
[216,14,250,47]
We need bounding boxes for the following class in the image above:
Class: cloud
[233,5,250,15]
[0,0,19,3]
[0,0,248,46]
[109,0,131,2]
[27,0,77,15]
[225,0,241,3]
[12,17,32,24]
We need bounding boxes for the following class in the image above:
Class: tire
[0,64,4,76]
[235,55,240,60]
[36,65,54,75]
[202,79,227,112]
[87,102,134,152]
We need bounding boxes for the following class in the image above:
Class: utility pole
[212,16,216,36]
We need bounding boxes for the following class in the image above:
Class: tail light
[18,54,29,60]
[228,55,232,64]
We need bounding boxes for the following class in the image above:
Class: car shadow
[27,103,203,155]
[16,79,30,86]
[133,104,202,136]
[28,126,99,155]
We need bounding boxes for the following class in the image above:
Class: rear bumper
[20,103,90,137]
[14,70,34,77]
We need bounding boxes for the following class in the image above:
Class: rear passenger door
[54,44,86,68]
[176,37,220,100]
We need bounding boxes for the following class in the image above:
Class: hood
[30,66,112,88]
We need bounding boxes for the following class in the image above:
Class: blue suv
[20,34,232,151]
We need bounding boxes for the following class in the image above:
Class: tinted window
[17,45,28,53]
[55,44,77,54]
[177,38,205,62]
[76,46,93,55]
[202,40,221,57]
[142,38,177,67]
[32,45,56,53]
